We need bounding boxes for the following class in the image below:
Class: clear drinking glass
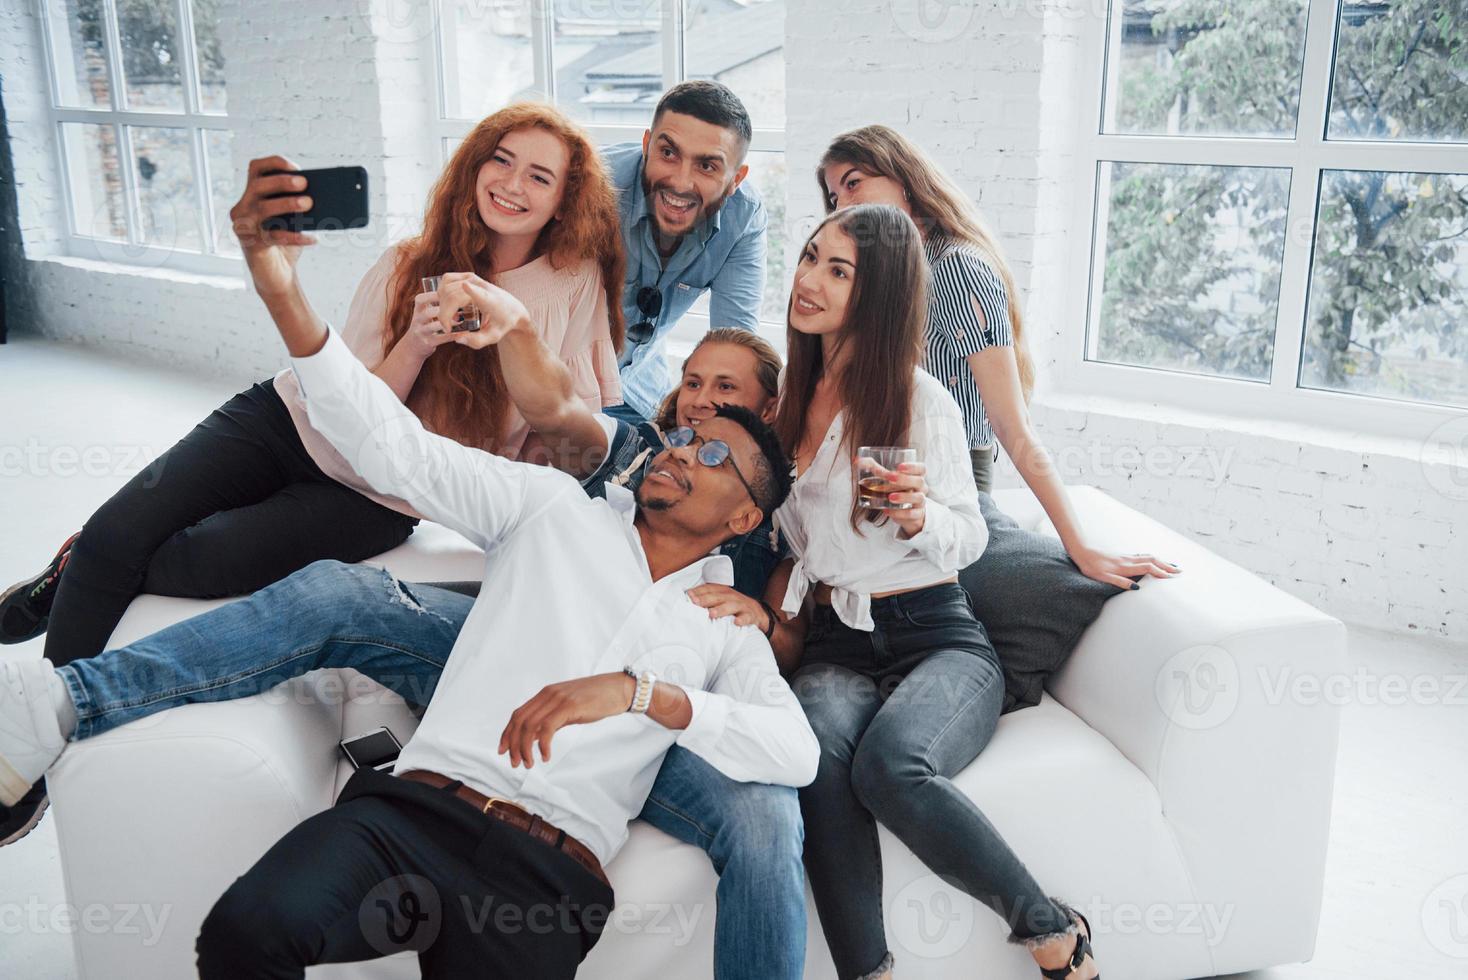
[421,275,480,332]
[856,446,917,510]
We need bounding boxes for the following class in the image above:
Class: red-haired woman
[1,103,624,672]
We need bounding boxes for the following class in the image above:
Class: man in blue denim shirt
[604,80,768,421]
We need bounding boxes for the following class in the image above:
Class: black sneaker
[0,533,79,644]
[0,778,49,847]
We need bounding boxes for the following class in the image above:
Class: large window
[433,0,788,342]
[1076,1,1468,431]
[40,0,237,273]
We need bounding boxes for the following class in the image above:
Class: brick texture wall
[2,0,1463,640]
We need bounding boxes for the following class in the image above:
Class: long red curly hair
[382,102,625,448]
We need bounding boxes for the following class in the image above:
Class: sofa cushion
[960,492,1122,713]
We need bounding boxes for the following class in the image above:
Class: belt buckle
[481,796,513,815]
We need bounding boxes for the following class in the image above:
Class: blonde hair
[654,328,783,430]
[818,124,1035,402]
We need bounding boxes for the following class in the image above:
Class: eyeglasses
[627,286,662,347]
[665,426,760,511]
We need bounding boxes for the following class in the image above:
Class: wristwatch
[622,666,657,714]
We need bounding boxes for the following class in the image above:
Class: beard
[634,479,675,512]
[641,172,733,238]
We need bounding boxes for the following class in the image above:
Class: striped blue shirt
[923,236,1015,449]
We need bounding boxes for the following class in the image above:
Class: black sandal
[1038,907,1098,980]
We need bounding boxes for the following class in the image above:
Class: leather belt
[397,770,608,888]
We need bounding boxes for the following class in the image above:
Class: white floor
[1,335,1465,979]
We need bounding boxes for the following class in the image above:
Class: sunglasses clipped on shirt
[627,286,662,347]
[664,426,760,511]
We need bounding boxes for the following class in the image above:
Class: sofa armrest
[1043,488,1345,973]
[48,666,420,980]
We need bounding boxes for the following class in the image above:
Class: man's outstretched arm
[231,156,571,549]
[437,273,610,478]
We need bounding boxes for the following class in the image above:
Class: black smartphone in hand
[262,165,369,232]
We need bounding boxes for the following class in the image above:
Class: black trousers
[44,379,418,666]
[196,768,615,979]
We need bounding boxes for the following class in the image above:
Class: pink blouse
[274,245,621,519]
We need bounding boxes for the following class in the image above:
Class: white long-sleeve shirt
[291,328,819,867]
[776,368,988,631]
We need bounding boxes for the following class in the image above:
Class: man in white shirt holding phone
[0,156,817,979]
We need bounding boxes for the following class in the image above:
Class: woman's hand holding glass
[860,457,928,538]
[401,286,460,360]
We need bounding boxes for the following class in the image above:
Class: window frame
[431,0,789,342]
[1064,0,1468,439]
[38,0,238,276]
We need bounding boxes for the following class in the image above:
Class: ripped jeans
[56,559,809,980]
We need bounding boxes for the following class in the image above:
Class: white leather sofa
[47,486,1345,979]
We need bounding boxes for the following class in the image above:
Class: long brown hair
[818,124,1034,401]
[653,328,783,430]
[773,204,927,530]
[384,102,625,447]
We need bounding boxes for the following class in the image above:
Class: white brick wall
[2,0,1463,640]
[0,0,424,384]
[784,0,1464,642]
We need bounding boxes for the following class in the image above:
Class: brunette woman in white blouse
[0,103,623,674]
[690,204,1099,980]
[818,125,1177,592]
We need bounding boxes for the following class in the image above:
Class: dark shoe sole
[0,533,79,644]
[0,787,49,848]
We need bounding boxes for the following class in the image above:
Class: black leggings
[44,378,418,666]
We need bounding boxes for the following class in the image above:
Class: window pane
[1102,0,1309,138]
[684,0,785,131]
[47,0,112,108]
[60,122,126,240]
[203,129,237,255]
[553,0,663,125]
[117,0,186,111]
[744,149,788,322]
[440,0,540,120]
[1088,161,1291,381]
[129,125,202,251]
[1327,1,1468,143]
[192,0,227,112]
[1301,171,1468,408]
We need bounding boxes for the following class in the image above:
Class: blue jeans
[791,583,1071,979]
[58,560,805,980]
